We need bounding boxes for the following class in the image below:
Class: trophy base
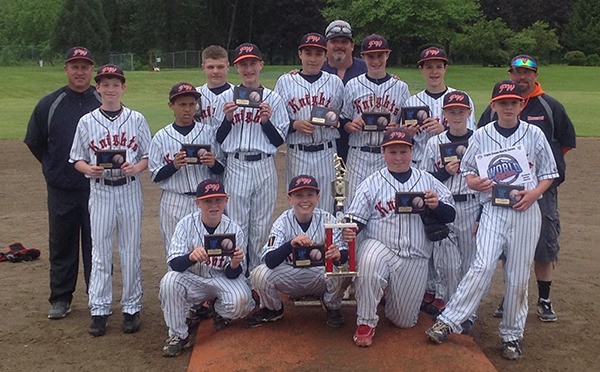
[325,271,358,278]
[293,299,357,307]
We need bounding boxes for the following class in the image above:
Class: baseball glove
[420,207,450,242]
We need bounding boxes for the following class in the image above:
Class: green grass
[1,65,597,139]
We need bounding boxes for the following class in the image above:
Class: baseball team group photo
[1,1,599,371]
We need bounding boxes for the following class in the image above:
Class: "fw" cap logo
[101,66,118,74]
[424,49,440,57]
[295,177,312,186]
[239,45,254,54]
[205,183,220,193]
[447,93,465,102]
[73,48,88,56]
[368,40,383,48]
[390,131,406,139]
[498,83,515,93]
[306,35,321,43]
[179,84,193,92]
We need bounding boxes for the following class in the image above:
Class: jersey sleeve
[534,129,559,181]
[340,82,356,121]
[135,113,152,160]
[460,129,482,177]
[69,117,91,164]
[422,136,439,172]
[167,215,194,263]
[345,178,374,225]
[260,213,289,260]
[148,128,167,177]
[266,90,290,140]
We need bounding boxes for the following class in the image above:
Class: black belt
[354,146,381,154]
[233,153,272,161]
[96,176,135,186]
[453,194,476,202]
[289,141,333,153]
[184,192,196,196]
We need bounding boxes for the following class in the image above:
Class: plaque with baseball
[439,141,468,166]
[395,192,426,214]
[292,244,326,268]
[96,149,126,169]
[204,233,236,256]
[362,112,391,132]
[491,185,525,207]
[233,86,263,108]
[310,106,339,127]
[181,144,211,164]
[401,106,430,126]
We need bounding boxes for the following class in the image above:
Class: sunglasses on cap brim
[327,25,352,36]
[512,58,537,70]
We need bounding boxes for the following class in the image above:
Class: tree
[564,0,600,55]
[451,18,513,66]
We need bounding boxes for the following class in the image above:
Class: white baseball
[416,110,428,122]
[412,196,424,209]
[325,111,337,122]
[509,189,522,203]
[377,116,389,126]
[112,154,124,165]
[197,148,207,158]
[249,91,261,102]
[309,248,322,261]
[456,145,467,157]
[221,238,234,251]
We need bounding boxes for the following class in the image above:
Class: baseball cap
[442,91,471,109]
[361,34,391,54]
[417,47,448,66]
[382,127,414,148]
[509,54,538,72]
[325,20,353,41]
[94,64,126,83]
[491,80,523,102]
[196,178,228,200]
[65,46,94,64]
[288,175,320,195]
[233,43,263,64]
[169,82,201,102]
[298,33,327,51]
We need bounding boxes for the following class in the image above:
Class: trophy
[324,154,357,277]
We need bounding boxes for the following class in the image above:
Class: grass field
[1,64,597,140]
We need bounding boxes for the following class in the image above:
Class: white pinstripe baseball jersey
[195,83,233,128]
[404,88,476,166]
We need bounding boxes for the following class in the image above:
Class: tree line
[0,0,598,67]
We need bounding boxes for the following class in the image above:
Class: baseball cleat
[326,309,345,328]
[89,315,108,337]
[426,320,451,344]
[244,306,284,327]
[353,324,375,347]
[48,301,71,319]
[537,299,558,322]
[213,314,232,331]
[162,336,190,357]
[122,312,140,333]
[502,339,523,360]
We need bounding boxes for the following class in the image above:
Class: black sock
[538,280,552,300]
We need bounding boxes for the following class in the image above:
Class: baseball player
[149,82,225,254]
[342,127,455,347]
[195,45,233,129]
[246,175,348,328]
[215,43,289,275]
[69,64,152,337]
[274,33,344,214]
[160,178,255,357]
[478,55,577,322]
[426,81,558,361]
[420,91,479,323]
[340,34,410,205]
[404,47,476,169]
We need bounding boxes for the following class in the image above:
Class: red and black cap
[196,178,228,200]
[491,80,523,102]
[361,34,391,54]
[94,64,126,83]
[298,33,327,51]
[233,43,263,64]
[418,47,448,66]
[509,54,538,72]
[65,46,94,64]
[382,127,414,148]
[169,82,201,102]
[288,175,320,195]
[442,91,471,109]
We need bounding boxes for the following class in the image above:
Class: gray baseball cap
[325,20,353,41]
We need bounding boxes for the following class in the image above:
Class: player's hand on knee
[189,247,209,263]
[325,244,341,262]
[259,102,272,124]
[173,151,186,169]
[230,247,244,268]
[223,101,238,122]
[466,175,493,193]
[341,227,356,243]
[445,159,461,175]
[293,120,315,135]
[345,118,364,133]
[424,190,439,209]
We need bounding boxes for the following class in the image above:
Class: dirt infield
[1,138,598,372]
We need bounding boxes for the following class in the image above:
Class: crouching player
[159,178,255,357]
[246,175,348,328]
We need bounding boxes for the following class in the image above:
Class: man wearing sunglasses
[477,54,576,323]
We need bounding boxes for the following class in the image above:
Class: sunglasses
[511,57,537,70]
[327,25,352,37]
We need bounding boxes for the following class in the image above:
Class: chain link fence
[153,50,202,69]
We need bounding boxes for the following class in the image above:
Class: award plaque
[395,192,426,214]
[401,106,430,126]
[292,244,326,268]
[439,141,468,165]
[491,184,525,207]
[96,149,126,169]
[310,106,339,127]
[204,233,236,256]
[233,86,263,108]
[362,112,391,132]
[181,144,211,164]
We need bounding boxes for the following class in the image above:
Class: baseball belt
[289,141,333,152]
[95,176,136,187]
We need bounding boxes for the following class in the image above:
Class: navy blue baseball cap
[288,175,320,195]
[382,127,414,148]
[298,33,327,51]
[443,91,471,109]
[95,64,126,83]
[65,46,94,64]
[491,80,523,102]
[196,178,228,200]
[361,34,391,54]
[233,43,263,64]
[418,47,448,66]
[169,82,201,102]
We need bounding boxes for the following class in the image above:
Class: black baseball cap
[65,46,94,64]
[196,178,228,200]
[361,34,391,54]
[382,127,414,148]
[509,54,538,72]
[325,20,353,41]
[94,64,126,83]
[418,47,448,66]
[233,43,263,64]
[491,80,523,102]
[288,175,320,195]
[442,91,471,109]
[169,82,201,102]
[298,33,327,51]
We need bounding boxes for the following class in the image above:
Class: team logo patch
[487,154,522,184]
[178,84,194,92]
[368,40,383,48]
[73,48,89,56]
[423,48,440,58]
[100,66,118,74]
[205,182,221,193]
[239,45,254,54]
[306,35,321,43]
[446,93,465,103]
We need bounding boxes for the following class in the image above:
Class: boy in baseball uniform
[426,81,558,360]
[69,64,152,337]
[420,91,479,326]
[275,33,344,214]
[246,175,348,328]
[195,45,233,129]
[160,178,255,357]
[342,127,456,347]
[215,43,289,275]
[340,34,410,205]
[149,82,225,254]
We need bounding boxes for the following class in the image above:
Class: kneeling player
[159,179,255,357]
[246,175,348,328]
